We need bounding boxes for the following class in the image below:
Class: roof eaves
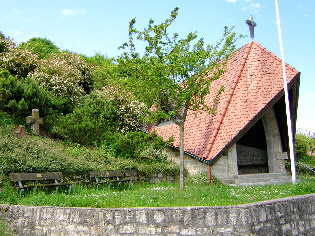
[166,144,212,166]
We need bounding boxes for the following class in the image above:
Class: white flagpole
[275,0,296,184]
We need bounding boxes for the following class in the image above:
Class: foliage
[0,69,69,124]
[0,112,14,127]
[30,52,93,104]
[99,85,147,133]
[118,7,238,123]
[0,118,178,176]
[99,131,166,162]
[18,37,60,59]
[83,54,118,89]
[0,33,39,78]
[295,133,311,159]
[53,88,146,145]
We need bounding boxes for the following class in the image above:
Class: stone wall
[211,144,238,184]
[125,171,177,184]
[164,146,208,176]
[164,145,239,184]
[236,144,269,174]
[236,144,267,166]
[1,194,314,235]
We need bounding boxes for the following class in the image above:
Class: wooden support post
[208,166,212,184]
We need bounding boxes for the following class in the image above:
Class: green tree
[18,37,60,59]
[118,7,239,188]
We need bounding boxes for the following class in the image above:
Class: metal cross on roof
[246,15,257,40]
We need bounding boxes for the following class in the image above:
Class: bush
[0,125,179,177]
[83,54,118,89]
[0,33,39,78]
[295,133,311,159]
[30,52,92,104]
[52,92,119,145]
[53,88,146,145]
[18,37,60,59]
[0,126,108,175]
[0,69,70,125]
[99,131,166,162]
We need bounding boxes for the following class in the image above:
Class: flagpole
[275,0,296,184]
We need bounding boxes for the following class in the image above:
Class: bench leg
[108,182,111,191]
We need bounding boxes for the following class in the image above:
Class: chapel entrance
[236,119,269,174]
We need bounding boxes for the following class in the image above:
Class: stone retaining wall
[1,193,314,235]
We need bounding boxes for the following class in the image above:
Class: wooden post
[208,166,212,184]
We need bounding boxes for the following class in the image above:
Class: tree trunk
[179,122,185,189]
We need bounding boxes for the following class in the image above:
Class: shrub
[18,37,60,59]
[83,54,118,89]
[100,131,166,162]
[0,126,107,175]
[30,52,92,104]
[52,92,119,145]
[53,88,146,145]
[295,133,311,159]
[0,69,70,125]
[0,33,39,78]
[0,125,179,177]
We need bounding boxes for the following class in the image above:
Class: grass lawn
[0,174,314,209]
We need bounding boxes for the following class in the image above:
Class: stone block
[153,210,165,223]
[205,209,216,226]
[180,228,196,235]
[138,224,159,235]
[119,223,135,234]
[164,224,180,233]
[135,210,147,224]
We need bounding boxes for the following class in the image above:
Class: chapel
[154,41,300,185]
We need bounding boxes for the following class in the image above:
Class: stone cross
[15,125,29,138]
[26,109,43,135]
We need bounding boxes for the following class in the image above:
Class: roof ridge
[204,41,254,160]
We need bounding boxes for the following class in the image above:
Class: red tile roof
[154,41,299,161]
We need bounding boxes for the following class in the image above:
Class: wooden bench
[9,172,74,194]
[89,171,131,190]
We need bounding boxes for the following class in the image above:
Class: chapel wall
[164,146,208,176]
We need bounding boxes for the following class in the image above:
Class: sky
[1,0,314,133]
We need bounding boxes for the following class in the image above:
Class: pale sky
[1,0,314,132]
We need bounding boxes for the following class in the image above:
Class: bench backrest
[9,172,63,182]
[89,171,125,179]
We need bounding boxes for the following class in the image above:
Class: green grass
[0,174,314,208]
[298,155,315,166]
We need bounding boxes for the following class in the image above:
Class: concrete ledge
[1,193,314,235]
